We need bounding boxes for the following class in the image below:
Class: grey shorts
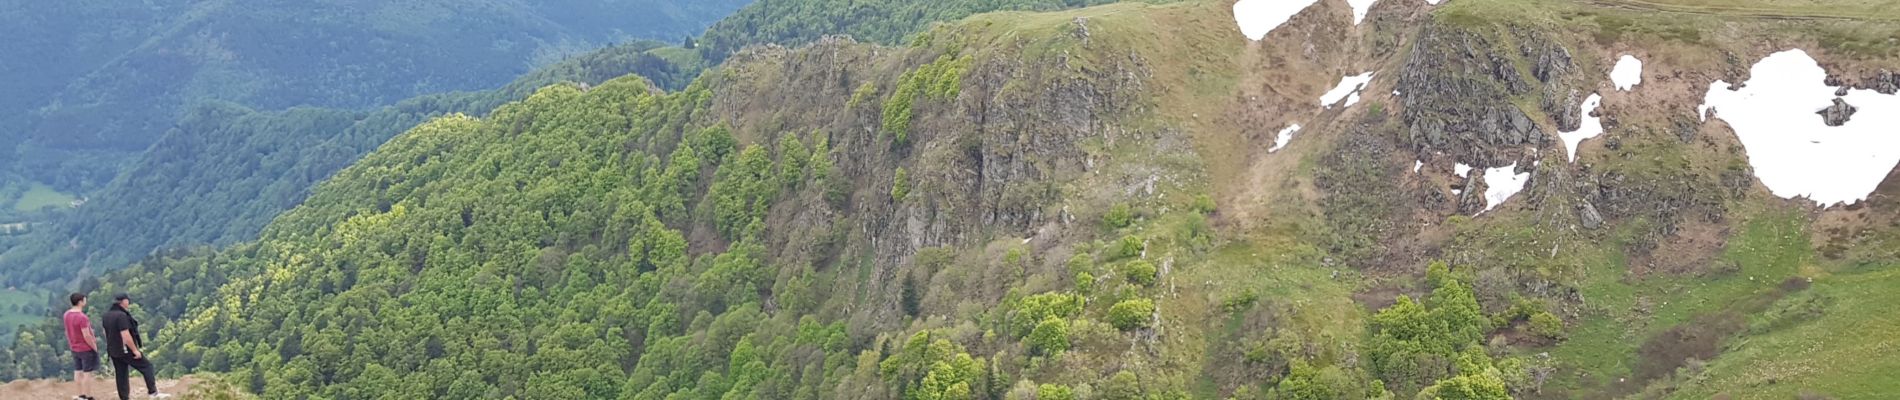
[72,350,99,372]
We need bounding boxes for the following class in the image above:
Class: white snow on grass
[1270,124,1301,152]
[1699,49,1900,206]
[1348,0,1378,24]
[1321,72,1375,108]
[1611,55,1643,91]
[1558,93,1604,162]
[1480,163,1530,214]
[1425,0,1442,4]
[1455,163,1472,177]
[1413,160,1423,173]
[1233,0,1322,41]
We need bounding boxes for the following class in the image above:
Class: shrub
[1037,384,1077,400]
[1103,371,1141,400]
[1192,194,1216,215]
[1110,235,1142,260]
[1527,312,1564,340]
[1065,253,1094,275]
[1074,271,1095,295]
[1013,292,1084,336]
[892,168,910,201]
[1027,317,1070,356]
[1120,261,1157,286]
[1103,203,1134,228]
[1108,299,1155,331]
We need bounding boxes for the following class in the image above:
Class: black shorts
[72,350,99,372]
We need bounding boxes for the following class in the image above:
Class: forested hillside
[0,41,691,285]
[0,0,1148,287]
[1,0,750,192]
[6,0,1900,399]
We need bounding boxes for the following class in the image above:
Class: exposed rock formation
[1817,97,1857,126]
[1398,24,1573,166]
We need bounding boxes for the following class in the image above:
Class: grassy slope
[1666,266,1900,399]
[951,4,1376,395]
[1418,0,1900,397]
[8,183,73,213]
[0,289,43,346]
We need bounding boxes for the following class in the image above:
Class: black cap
[114,293,131,302]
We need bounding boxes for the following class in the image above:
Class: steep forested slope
[1,0,1144,287]
[0,42,690,285]
[6,0,1900,399]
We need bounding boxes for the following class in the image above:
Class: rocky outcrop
[1398,24,1573,166]
[1824,69,1900,95]
[1817,97,1857,126]
[1874,69,1900,94]
[716,30,1154,331]
[1546,89,1583,132]
[1577,201,1604,229]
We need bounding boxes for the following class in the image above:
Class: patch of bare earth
[0,376,197,399]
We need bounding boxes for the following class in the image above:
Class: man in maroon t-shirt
[65,292,100,400]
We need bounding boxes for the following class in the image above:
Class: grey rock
[1817,97,1857,127]
[1072,17,1090,43]
[1545,89,1582,132]
[1672,117,1697,143]
[1399,24,1570,164]
[1874,69,1900,95]
[1578,201,1604,229]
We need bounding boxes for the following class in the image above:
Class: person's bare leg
[79,370,92,398]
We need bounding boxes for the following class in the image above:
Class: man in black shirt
[102,294,170,399]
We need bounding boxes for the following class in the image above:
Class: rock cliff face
[1397,23,1574,166]
[708,30,1152,330]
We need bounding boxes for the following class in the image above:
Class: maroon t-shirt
[64,310,93,352]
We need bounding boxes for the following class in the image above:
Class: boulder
[1817,97,1858,127]
[1578,201,1604,230]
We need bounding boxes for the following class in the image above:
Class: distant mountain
[2,0,750,191]
[0,41,683,284]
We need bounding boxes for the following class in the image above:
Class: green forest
[0,41,695,285]
[0,0,1147,287]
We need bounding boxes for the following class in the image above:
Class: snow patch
[1425,0,1442,4]
[1698,49,1900,206]
[1558,93,1604,162]
[1455,163,1472,178]
[1413,160,1423,173]
[1233,0,1321,41]
[1348,0,1378,24]
[1480,164,1530,214]
[1321,72,1375,108]
[1270,124,1301,152]
[1611,55,1643,91]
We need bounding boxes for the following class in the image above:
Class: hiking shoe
[147,392,173,399]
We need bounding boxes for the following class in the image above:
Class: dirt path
[0,376,198,399]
